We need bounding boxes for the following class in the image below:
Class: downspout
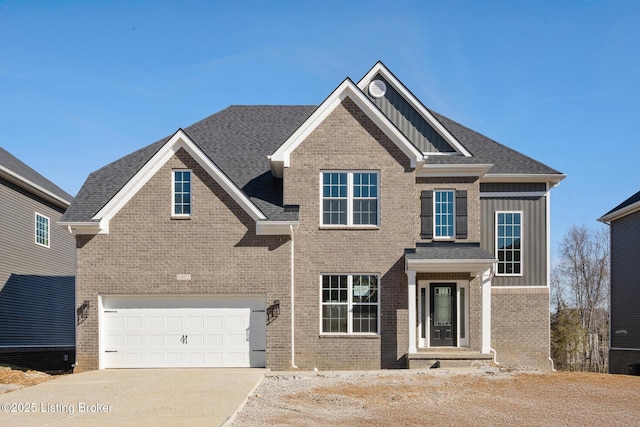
[290,225,298,369]
[546,184,556,372]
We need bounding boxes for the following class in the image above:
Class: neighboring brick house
[0,147,76,371]
[599,190,640,374]
[61,62,564,372]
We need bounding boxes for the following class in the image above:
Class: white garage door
[100,295,266,368]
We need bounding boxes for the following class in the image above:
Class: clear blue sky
[2,1,639,255]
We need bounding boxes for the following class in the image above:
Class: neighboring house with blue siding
[61,62,564,372]
[599,190,640,374]
[0,147,76,371]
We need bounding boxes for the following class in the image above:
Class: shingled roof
[0,147,73,208]
[62,101,563,224]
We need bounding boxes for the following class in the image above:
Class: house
[0,147,76,371]
[599,190,640,374]
[60,62,564,372]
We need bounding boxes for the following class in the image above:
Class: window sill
[319,334,380,339]
[319,225,380,230]
[171,216,192,220]
[495,274,523,277]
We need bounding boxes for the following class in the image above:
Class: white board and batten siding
[100,295,267,369]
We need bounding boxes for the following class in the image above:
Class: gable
[269,78,423,178]
[63,129,267,234]
[365,74,456,154]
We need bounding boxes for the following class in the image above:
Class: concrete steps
[407,349,494,369]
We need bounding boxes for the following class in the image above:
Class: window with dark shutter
[455,190,468,239]
[421,190,433,239]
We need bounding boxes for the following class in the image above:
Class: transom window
[173,170,192,216]
[35,213,49,248]
[321,274,379,334]
[496,211,522,275]
[321,171,379,226]
[434,190,455,238]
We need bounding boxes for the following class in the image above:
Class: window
[173,170,192,216]
[496,211,522,275]
[321,274,379,334]
[35,213,49,247]
[434,190,455,238]
[321,172,379,226]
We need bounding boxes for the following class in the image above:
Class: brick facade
[75,149,292,371]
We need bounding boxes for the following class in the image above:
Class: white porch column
[481,268,492,354]
[407,269,417,354]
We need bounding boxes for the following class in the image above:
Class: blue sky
[2,1,639,254]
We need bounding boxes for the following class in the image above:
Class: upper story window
[496,211,522,276]
[421,189,467,240]
[35,213,50,248]
[321,274,379,334]
[173,170,192,217]
[434,190,455,239]
[321,171,379,227]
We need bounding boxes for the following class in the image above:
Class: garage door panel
[102,295,266,368]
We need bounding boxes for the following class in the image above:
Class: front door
[430,284,456,346]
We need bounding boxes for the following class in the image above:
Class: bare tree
[552,224,609,372]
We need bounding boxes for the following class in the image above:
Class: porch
[407,348,495,369]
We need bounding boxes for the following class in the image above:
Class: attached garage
[99,295,266,369]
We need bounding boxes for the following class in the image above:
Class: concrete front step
[408,350,494,369]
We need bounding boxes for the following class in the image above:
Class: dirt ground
[232,369,640,427]
[0,367,55,393]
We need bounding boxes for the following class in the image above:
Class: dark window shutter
[421,190,433,239]
[456,190,468,239]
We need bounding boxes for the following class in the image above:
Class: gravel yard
[0,367,55,394]
[231,368,640,426]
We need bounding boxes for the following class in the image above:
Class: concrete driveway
[0,368,266,427]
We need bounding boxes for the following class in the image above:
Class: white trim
[495,210,524,277]
[481,173,566,185]
[64,129,267,235]
[319,273,381,336]
[546,185,551,288]
[0,165,71,208]
[319,170,380,228]
[171,169,192,218]
[357,62,472,157]
[418,280,469,348]
[610,347,640,351]
[433,189,455,239]
[418,163,493,178]
[599,199,640,223]
[407,270,417,354]
[481,269,492,354]
[59,221,101,235]
[270,78,423,178]
[405,258,496,276]
[480,191,547,198]
[491,286,549,289]
[34,212,50,248]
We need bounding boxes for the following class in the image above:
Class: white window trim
[319,273,381,336]
[35,212,50,248]
[495,210,524,277]
[172,169,192,218]
[319,171,380,228]
[433,189,455,240]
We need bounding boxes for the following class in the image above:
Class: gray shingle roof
[601,189,640,219]
[62,106,316,222]
[63,102,562,223]
[405,242,496,261]
[429,112,562,175]
[0,146,73,204]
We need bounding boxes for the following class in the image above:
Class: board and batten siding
[0,178,76,348]
[480,194,547,287]
[366,75,455,153]
[610,209,640,349]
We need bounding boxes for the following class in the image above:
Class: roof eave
[598,200,640,224]
[481,173,566,186]
[57,221,105,235]
[417,163,494,178]
[405,258,496,276]
[0,166,71,209]
[256,221,299,235]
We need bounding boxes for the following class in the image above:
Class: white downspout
[290,225,298,369]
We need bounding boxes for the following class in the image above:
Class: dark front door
[430,284,456,346]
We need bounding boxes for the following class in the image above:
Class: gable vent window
[35,213,50,248]
[173,170,192,217]
[421,189,467,240]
